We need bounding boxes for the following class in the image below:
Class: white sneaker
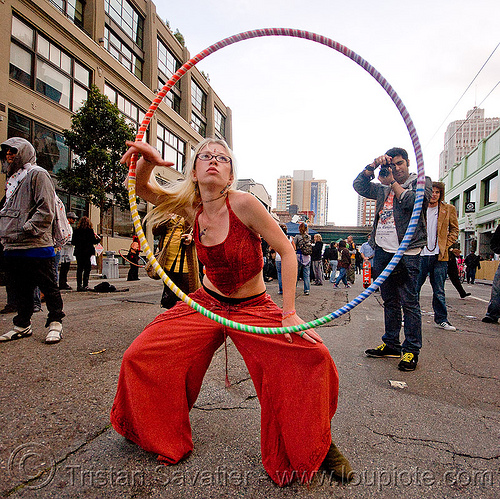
[0,324,32,342]
[46,322,63,344]
[436,321,456,331]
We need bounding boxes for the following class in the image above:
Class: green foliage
[58,84,135,213]
[174,29,185,46]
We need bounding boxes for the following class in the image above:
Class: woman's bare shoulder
[228,190,260,210]
[228,191,278,237]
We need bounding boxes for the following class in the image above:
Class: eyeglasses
[196,153,231,163]
[5,149,17,155]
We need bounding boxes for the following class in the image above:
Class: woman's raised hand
[121,141,174,168]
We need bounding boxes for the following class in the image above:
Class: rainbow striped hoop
[128,28,426,334]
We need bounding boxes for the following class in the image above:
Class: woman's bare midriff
[202,271,266,299]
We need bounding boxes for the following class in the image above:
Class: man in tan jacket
[417,182,459,331]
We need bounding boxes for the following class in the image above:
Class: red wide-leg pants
[110,287,339,486]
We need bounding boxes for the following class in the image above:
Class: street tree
[58,84,136,234]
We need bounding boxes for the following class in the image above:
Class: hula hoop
[128,28,426,335]
[119,249,147,267]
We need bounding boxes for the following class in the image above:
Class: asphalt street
[0,267,499,498]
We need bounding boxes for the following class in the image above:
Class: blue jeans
[334,267,348,286]
[373,248,422,355]
[276,260,282,293]
[417,255,449,324]
[485,262,500,320]
[297,262,310,293]
[329,260,338,283]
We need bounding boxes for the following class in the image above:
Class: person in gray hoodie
[0,137,64,343]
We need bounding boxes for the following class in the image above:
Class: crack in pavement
[193,377,256,411]
[118,299,157,304]
[367,425,500,461]
[193,394,258,412]
[442,354,500,381]
[3,425,113,497]
[313,297,350,326]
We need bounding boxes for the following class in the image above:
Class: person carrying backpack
[293,222,313,295]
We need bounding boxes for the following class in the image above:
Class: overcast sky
[155,0,500,225]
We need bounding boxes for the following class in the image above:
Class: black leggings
[76,256,92,288]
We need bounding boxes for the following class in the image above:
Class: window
[8,110,70,174]
[104,83,145,133]
[105,0,143,48]
[190,113,206,138]
[483,173,498,207]
[214,107,226,139]
[190,80,206,137]
[104,0,144,80]
[464,186,476,214]
[57,191,88,221]
[157,38,181,114]
[465,187,476,204]
[156,122,185,173]
[104,27,143,80]
[157,38,180,78]
[36,59,71,108]
[49,0,84,28]
[10,16,90,111]
[191,80,206,115]
[101,204,146,238]
[450,196,460,217]
[10,43,32,87]
[159,77,181,114]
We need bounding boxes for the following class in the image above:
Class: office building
[2,0,232,251]
[438,107,499,179]
[276,175,292,212]
[357,195,376,227]
[276,170,328,225]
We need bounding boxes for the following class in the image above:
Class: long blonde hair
[146,137,237,227]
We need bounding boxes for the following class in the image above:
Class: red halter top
[194,196,263,295]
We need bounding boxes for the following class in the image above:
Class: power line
[441,79,500,153]
[438,80,500,179]
[425,41,500,147]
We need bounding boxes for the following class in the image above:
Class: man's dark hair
[338,240,347,248]
[432,181,445,203]
[385,147,408,161]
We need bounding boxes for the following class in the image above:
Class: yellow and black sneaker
[398,352,418,371]
[365,343,401,358]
